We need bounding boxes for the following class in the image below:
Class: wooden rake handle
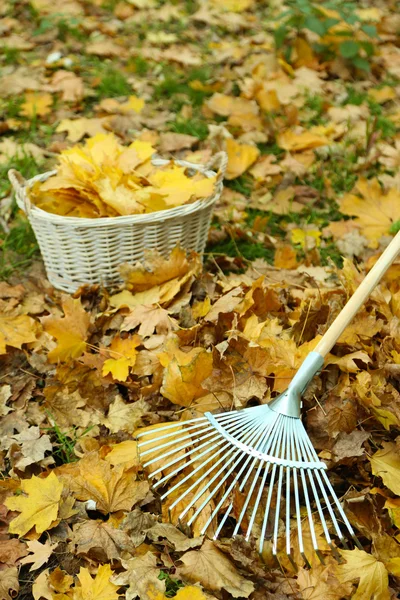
[315,229,400,358]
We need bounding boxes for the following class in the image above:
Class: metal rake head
[137,402,361,566]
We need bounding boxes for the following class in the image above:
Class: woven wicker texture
[9,152,227,293]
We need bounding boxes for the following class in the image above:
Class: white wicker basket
[9,152,227,293]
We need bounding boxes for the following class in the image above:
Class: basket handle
[205,151,228,186]
[8,169,32,214]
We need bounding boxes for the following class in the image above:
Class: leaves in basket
[30,133,216,218]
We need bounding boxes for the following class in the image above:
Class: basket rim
[16,157,222,227]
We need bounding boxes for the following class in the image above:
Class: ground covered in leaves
[2,0,400,598]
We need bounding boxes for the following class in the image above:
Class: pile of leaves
[30,134,217,217]
[2,0,400,598]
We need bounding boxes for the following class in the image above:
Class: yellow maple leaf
[102,335,141,382]
[158,338,213,406]
[120,95,145,114]
[209,0,253,12]
[20,92,53,118]
[368,86,396,104]
[277,129,331,151]
[291,227,322,249]
[42,296,90,363]
[0,314,38,354]
[370,442,400,495]
[73,565,120,600]
[5,472,63,537]
[148,585,208,600]
[336,548,390,600]
[56,117,109,142]
[225,138,260,180]
[339,178,400,248]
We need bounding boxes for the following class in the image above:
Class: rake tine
[145,413,251,471]
[170,418,267,516]
[272,421,287,556]
[245,415,285,543]
[213,411,281,539]
[258,416,287,553]
[138,421,210,448]
[201,414,278,535]
[285,419,293,558]
[184,419,269,525]
[162,418,262,501]
[156,437,231,489]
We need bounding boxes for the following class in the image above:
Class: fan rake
[138,230,400,564]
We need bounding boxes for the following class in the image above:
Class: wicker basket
[8,152,227,293]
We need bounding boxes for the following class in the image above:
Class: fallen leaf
[5,471,63,537]
[71,519,135,561]
[74,564,120,600]
[102,335,141,381]
[51,70,85,102]
[20,92,53,118]
[158,339,213,406]
[277,129,330,151]
[111,551,165,600]
[225,138,260,180]
[0,567,19,600]
[339,178,400,248]
[121,305,177,337]
[0,314,38,354]
[336,548,390,600]
[60,452,149,513]
[178,539,254,598]
[42,296,90,363]
[370,442,400,495]
[19,539,58,571]
[146,522,203,551]
[56,117,109,142]
[101,396,149,433]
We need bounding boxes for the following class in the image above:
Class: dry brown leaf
[70,519,135,560]
[0,567,19,600]
[111,551,165,600]
[101,396,149,433]
[59,452,149,513]
[178,539,255,598]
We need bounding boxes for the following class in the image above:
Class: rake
[138,231,400,564]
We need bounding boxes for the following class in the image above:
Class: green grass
[42,415,94,465]
[169,117,208,140]
[257,142,285,159]
[320,241,343,267]
[127,55,150,76]
[0,216,39,280]
[224,175,254,197]
[1,96,24,119]
[206,237,274,264]
[158,571,184,598]
[0,153,43,279]
[95,67,132,99]
[1,47,21,65]
[153,65,213,111]
[302,94,327,125]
